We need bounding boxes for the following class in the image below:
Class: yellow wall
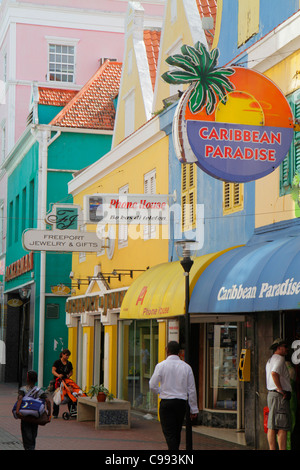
[255,51,300,228]
[83,326,94,390]
[68,326,78,383]
[154,0,202,112]
[237,0,259,47]
[158,321,167,363]
[71,135,169,290]
[105,325,118,396]
[113,28,150,147]
[68,133,169,392]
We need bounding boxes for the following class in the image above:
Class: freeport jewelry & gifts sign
[22,229,103,252]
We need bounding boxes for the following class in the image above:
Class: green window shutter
[293,96,300,176]
[280,92,296,195]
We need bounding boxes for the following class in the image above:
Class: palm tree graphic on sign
[162,42,235,115]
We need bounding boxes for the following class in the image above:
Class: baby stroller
[54,378,86,420]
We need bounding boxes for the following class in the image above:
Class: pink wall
[19,0,128,11]
[16,24,124,84]
[13,23,125,141]
[0,0,164,146]
[19,0,164,16]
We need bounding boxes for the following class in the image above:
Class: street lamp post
[175,240,199,452]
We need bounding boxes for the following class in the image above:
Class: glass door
[206,322,239,411]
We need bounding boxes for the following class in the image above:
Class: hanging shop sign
[84,194,170,225]
[164,42,294,183]
[65,289,127,315]
[51,284,71,295]
[45,203,83,230]
[7,298,23,307]
[22,229,103,252]
[5,252,34,282]
[22,203,102,252]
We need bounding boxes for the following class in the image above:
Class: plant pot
[97,392,106,402]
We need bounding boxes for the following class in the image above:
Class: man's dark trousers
[159,398,187,450]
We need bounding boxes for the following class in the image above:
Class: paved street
[0,382,249,454]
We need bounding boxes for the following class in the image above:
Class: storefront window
[122,319,158,413]
[206,323,238,411]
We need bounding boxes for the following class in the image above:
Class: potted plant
[87,384,114,402]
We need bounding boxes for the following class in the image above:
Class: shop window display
[124,320,158,412]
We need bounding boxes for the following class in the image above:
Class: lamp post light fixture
[175,239,199,451]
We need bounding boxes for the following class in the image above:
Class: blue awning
[189,221,300,313]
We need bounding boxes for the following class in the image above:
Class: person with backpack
[15,370,51,450]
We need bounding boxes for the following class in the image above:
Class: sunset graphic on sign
[165,43,294,182]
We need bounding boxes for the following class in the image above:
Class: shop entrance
[119,319,158,413]
[5,292,32,385]
[191,315,245,430]
[284,310,300,448]
[205,322,239,411]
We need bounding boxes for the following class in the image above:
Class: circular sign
[173,67,294,182]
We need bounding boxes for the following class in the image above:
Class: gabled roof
[196,0,217,47]
[50,60,122,130]
[38,88,79,107]
[143,29,161,91]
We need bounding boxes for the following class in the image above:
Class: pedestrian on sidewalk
[266,338,292,450]
[52,349,73,418]
[16,370,51,450]
[149,341,198,451]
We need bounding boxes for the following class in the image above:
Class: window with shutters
[181,163,196,231]
[223,182,244,215]
[279,90,300,196]
[144,169,156,240]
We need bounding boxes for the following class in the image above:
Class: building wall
[68,125,169,393]
[255,52,300,228]
[158,102,256,261]
[70,134,170,293]
[213,0,300,66]
[153,0,207,113]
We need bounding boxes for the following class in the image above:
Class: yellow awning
[120,247,237,319]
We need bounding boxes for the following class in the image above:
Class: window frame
[223,182,244,215]
[181,163,197,232]
[279,89,300,196]
[46,36,79,84]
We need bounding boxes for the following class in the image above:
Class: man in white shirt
[149,341,199,450]
[265,338,292,450]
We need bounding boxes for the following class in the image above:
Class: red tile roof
[144,29,161,90]
[196,0,217,46]
[50,60,122,130]
[38,88,79,107]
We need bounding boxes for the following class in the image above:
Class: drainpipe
[32,127,61,387]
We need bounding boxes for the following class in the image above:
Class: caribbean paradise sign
[164,42,294,182]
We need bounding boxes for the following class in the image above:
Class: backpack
[12,386,45,419]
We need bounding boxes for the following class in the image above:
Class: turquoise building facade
[3,84,117,387]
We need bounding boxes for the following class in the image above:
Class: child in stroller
[55,378,86,420]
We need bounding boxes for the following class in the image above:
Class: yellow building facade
[67,116,169,404]
[254,43,300,228]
